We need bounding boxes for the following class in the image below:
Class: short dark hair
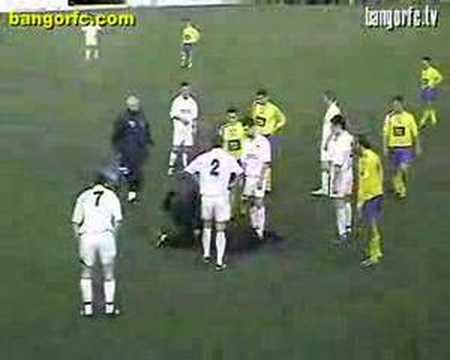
[323,90,337,102]
[392,95,404,103]
[94,172,108,185]
[422,56,432,62]
[227,106,237,114]
[256,89,268,97]
[180,81,190,87]
[358,134,372,149]
[330,114,346,129]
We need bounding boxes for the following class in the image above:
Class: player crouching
[241,124,272,240]
[328,115,354,245]
[356,136,384,267]
[71,172,123,317]
[184,137,243,271]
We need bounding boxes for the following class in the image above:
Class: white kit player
[71,173,122,317]
[241,125,271,240]
[311,90,342,196]
[168,82,199,175]
[328,114,354,244]
[81,24,102,61]
[184,138,243,271]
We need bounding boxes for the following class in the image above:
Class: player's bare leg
[103,261,119,316]
[393,163,409,199]
[333,198,350,245]
[240,194,249,217]
[311,161,330,196]
[182,145,192,169]
[361,221,383,267]
[201,220,212,263]
[168,146,181,175]
[80,263,93,317]
[93,47,100,60]
[250,197,265,240]
[85,48,92,61]
[215,221,228,271]
[265,167,272,193]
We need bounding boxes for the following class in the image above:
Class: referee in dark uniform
[112,95,154,203]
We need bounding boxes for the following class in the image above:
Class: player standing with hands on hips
[250,89,286,193]
[168,82,199,175]
[112,95,154,203]
[81,23,102,61]
[184,137,243,271]
[72,173,123,317]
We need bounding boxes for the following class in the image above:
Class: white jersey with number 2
[185,148,243,196]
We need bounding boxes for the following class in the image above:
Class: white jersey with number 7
[185,148,243,196]
[72,184,122,235]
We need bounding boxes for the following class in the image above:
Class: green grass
[1,5,450,360]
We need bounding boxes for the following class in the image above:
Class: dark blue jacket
[112,109,154,157]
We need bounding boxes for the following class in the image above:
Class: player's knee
[254,198,264,208]
[80,262,93,279]
[334,198,345,209]
[203,220,213,229]
[216,222,226,232]
[321,161,330,171]
[102,262,115,281]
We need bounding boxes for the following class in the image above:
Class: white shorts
[85,39,98,47]
[172,121,193,147]
[79,232,116,267]
[330,171,353,198]
[201,195,231,222]
[243,176,265,199]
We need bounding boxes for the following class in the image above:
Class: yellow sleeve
[409,115,418,139]
[357,159,368,206]
[434,69,443,85]
[273,105,287,132]
[383,118,390,147]
[195,28,201,42]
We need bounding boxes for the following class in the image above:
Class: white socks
[216,231,226,266]
[181,152,188,168]
[250,206,266,238]
[336,204,346,236]
[321,170,330,194]
[104,279,116,305]
[202,228,212,258]
[85,49,99,60]
[336,201,352,236]
[80,278,93,304]
[344,202,352,234]
[169,151,177,169]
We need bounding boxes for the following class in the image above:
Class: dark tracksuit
[112,109,153,193]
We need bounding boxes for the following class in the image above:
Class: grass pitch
[0,5,449,360]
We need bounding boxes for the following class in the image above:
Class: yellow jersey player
[181,19,200,69]
[219,107,247,159]
[219,107,248,217]
[419,56,443,129]
[357,136,383,268]
[250,89,287,192]
[383,96,421,199]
